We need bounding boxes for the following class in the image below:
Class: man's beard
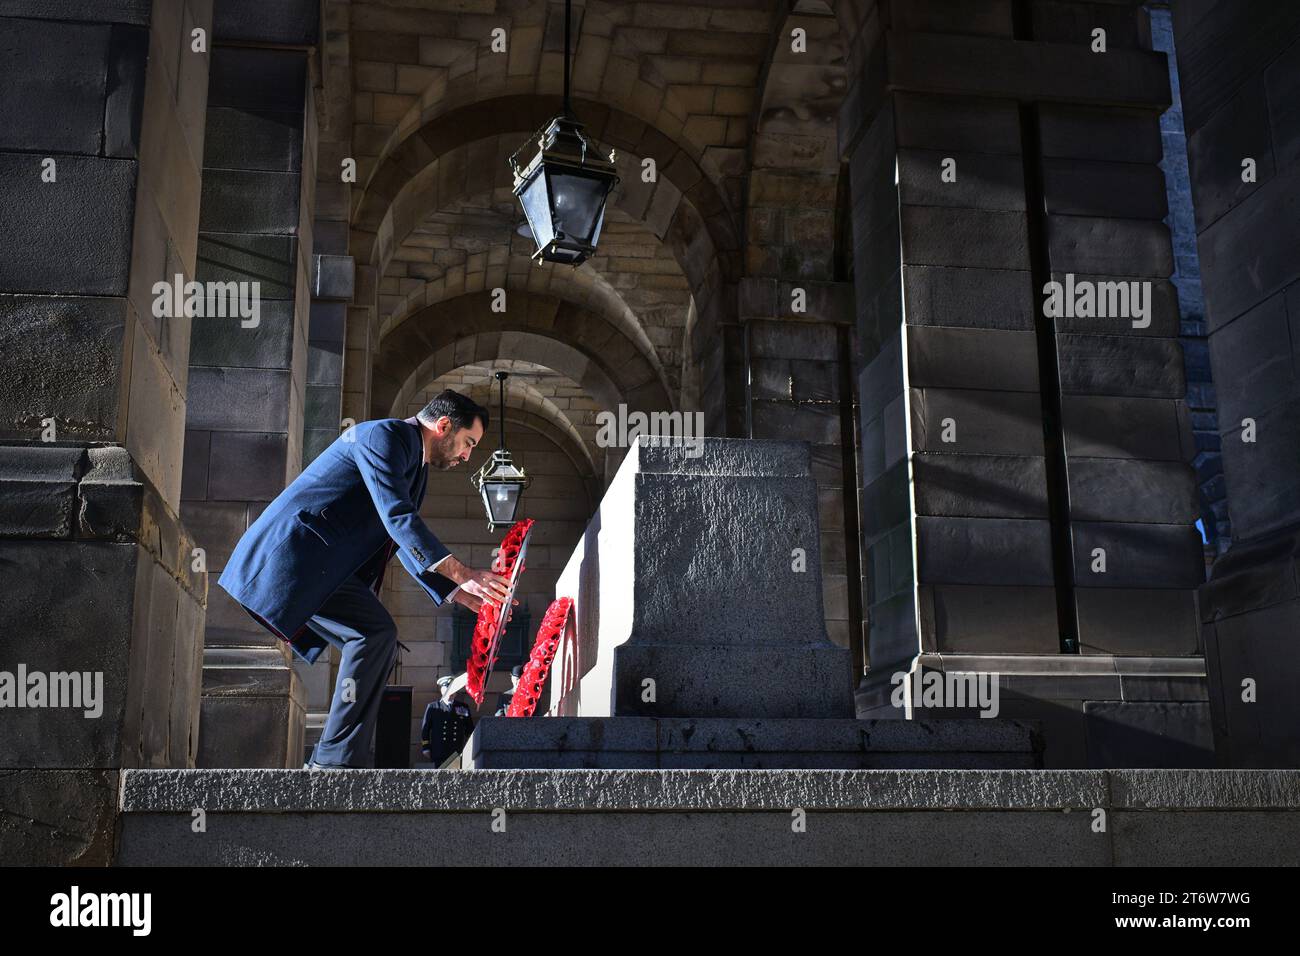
[428,432,459,470]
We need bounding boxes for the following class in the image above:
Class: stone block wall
[0,0,212,863]
[180,3,322,768]
[1174,2,1300,767]
[838,0,1212,766]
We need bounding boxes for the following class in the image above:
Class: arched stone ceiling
[374,291,672,424]
[402,359,603,483]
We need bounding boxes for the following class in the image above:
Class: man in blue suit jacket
[218,389,511,768]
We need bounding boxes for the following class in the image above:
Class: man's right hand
[440,556,511,605]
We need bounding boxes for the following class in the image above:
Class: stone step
[116,768,1300,866]
[462,716,1042,769]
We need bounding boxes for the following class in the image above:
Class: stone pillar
[556,437,854,719]
[0,0,211,862]
[181,1,321,768]
[1173,4,1300,767]
[739,280,864,673]
[843,0,1210,767]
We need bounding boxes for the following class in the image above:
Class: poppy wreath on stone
[506,596,573,718]
[466,518,534,706]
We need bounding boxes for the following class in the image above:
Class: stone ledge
[464,716,1041,769]
[118,768,1300,813]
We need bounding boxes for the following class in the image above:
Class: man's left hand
[451,589,518,621]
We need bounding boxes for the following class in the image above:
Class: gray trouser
[305,575,399,768]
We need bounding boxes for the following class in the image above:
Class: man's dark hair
[417,389,489,432]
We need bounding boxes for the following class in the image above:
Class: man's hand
[452,586,518,620]
[440,556,511,605]
[452,589,484,614]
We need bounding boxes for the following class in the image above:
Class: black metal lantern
[509,0,618,266]
[472,371,531,530]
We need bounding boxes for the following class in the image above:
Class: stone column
[1173,4,1300,767]
[0,0,212,862]
[843,0,1210,767]
[181,2,321,768]
[558,437,854,719]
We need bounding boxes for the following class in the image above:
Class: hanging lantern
[509,0,618,266]
[471,371,532,530]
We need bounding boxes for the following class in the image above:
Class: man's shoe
[303,759,347,770]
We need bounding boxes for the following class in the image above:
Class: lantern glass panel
[518,170,554,248]
[545,169,609,244]
[482,481,522,525]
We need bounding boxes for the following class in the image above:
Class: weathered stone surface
[1047,216,1173,278]
[1172,1,1300,135]
[919,584,1060,654]
[553,437,853,719]
[860,460,908,543]
[900,206,1029,270]
[206,431,288,501]
[188,301,295,370]
[0,769,119,865]
[207,47,307,112]
[902,264,1035,330]
[1061,395,1185,461]
[313,254,355,301]
[1216,394,1300,541]
[186,367,292,432]
[1185,74,1276,230]
[1076,587,1202,657]
[0,444,83,537]
[750,358,838,402]
[465,716,1040,769]
[213,0,319,46]
[1084,702,1214,768]
[913,454,1049,518]
[1050,272,1181,338]
[751,401,841,445]
[1197,163,1300,325]
[1205,596,1300,768]
[1039,104,1163,164]
[892,92,1021,154]
[907,326,1039,391]
[1057,333,1186,398]
[910,388,1045,456]
[0,18,110,154]
[1205,290,1296,426]
[202,107,304,172]
[103,23,147,159]
[916,516,1055,586]
[887,32,1170,109]
[1067,457,1198,524]
[114,769,1300,865]
[1071,521,1205,589]
[0,153,137,295]
[747,320,838,361]
[200,169,302,234]
[1043,158,1168,220]
[0,1,150,23]
[898,149,1025,211]
[0,539,135,765]
[0,295,127,440]
[1031,0,1145,48]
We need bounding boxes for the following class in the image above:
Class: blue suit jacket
[218,416,457,664]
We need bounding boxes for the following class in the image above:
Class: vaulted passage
[3,0,1300,866]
